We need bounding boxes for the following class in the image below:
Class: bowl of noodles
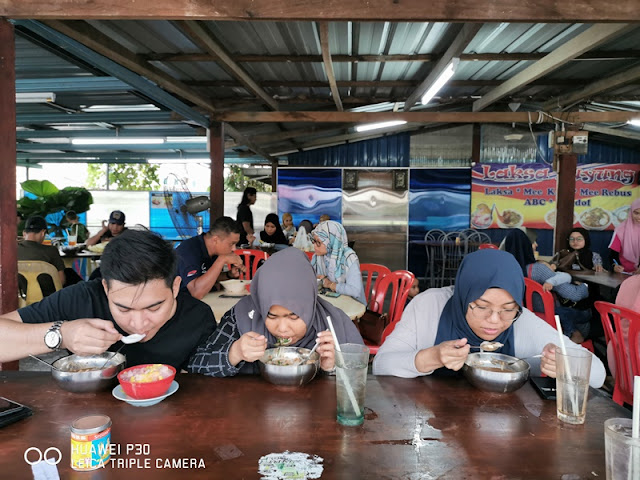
[259,347,320,386]
[579,207,611,230]
[52,353,126,393]
[117,364,176,399]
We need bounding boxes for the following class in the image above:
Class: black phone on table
[0,397,33,428]
[529,376,557,400]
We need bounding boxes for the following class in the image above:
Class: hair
[566,227,594,269]
[239,187,257,206]
[100,229,177,289]
[66,211,78,221]
[282,212,292,223]
[208,216,241,236]
[319,214,330,223]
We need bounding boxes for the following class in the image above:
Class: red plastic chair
[364,270,415,355]
[305,251,314,261]
[360,263,392,305]
[594,301,640,406]
[232,249,269,280]
[524,278,594,353]
[478,243,498,250]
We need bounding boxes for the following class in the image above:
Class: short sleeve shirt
[17,240,65,271]
[18,280,216,370]
[236,204,253,245]
[175,234,217,292]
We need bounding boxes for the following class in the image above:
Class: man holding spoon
[0,229,215,370]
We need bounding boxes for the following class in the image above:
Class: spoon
[295,342,319,366]
[28,354,61,371]
[469,341,504,352]
[99,333,147,369]
[491,353,543,368]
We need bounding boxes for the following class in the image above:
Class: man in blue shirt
[176,216,245,300]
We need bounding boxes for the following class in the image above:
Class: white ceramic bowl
[219,279,250,295]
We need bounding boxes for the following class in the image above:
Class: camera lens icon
[24,447,62,466]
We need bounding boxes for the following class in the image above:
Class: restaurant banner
[471,163,640,230]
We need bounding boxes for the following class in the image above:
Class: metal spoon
[28,354,61,371]
[99,333,146,369]
[295,342,319,366]
[491,353,543,368]
[469,341,504,352]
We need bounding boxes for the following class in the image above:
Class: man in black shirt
[86,210,127,245]
[0,229,215,370]
[17,215,66,289]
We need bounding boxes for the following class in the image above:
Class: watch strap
[45,321,63,350]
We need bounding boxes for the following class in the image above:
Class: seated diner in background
[291,220,314,250]
[0,229,215,370]
[176,216,245,300]
[188,247,364,376]
[17,215,66,289]
[372,249,605,388]
[565,227,604,272]
[502,228,591,344]
[255,213,289,246]
[609,198,640,274]
[607,274,640,378]
[63,210,90,244]
[85,210,127,245]
[311,220,366,305]
[281,212,296,242]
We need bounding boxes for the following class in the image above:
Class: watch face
[45,330,60,349]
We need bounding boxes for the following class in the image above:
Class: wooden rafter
[543,64,640,110]
[318,22,343,112]
[178,21,278,111]
[212,111,640,124]
[473,23,635,112]
[582,124,640,142]
[404,24,482,110]
[224,123,277,163]
[3,0,640,22]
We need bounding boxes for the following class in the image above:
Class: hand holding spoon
[100,333,146,368]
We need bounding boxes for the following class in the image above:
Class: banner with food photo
[470,163,640,230]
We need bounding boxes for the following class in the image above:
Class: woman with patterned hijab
[310,221,366,305]
[187,247,363,376]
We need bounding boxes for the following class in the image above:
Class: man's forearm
[0,316,52,362]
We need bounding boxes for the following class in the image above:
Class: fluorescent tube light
[628,119,640,127]
[80,104,160,112]
[71,138,165,145]
[165,137,207,143]
[147,158,211,164]
[16,92,56,104]
[355,120,407,132]
[421,58,459,105]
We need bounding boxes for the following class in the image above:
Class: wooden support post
[271,162,278,193]
[209,123,224,220]
[554,153,578,253]
[0,19,19,370]
[471,124,481,164]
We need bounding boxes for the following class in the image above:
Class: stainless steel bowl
[462,352,530,393]
[258,347,320,386]
[52,353,126,393]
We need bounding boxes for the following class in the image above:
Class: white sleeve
[513,309,606,388]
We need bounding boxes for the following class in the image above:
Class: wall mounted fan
[163,174,210,238]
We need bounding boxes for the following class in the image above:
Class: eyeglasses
[468,303,521,322]
[568,236,585,242]
[310,236,323,247]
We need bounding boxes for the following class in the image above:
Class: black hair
[566,227,594,269]
[239,187,257,206]
[100,229,177,289]
[66,211,78,221]
[208,216,241,236]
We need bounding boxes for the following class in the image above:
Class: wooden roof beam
[582,123,640,142]
[177,21,278,111]
[543,64,640,110]
[318,22,343,112]
[473,23,635,112]
[4,0,640,22]
[211,111,640,124]
[404,24,482,111]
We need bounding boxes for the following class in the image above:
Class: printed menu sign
[471,163,640,230]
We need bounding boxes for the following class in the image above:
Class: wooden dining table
[0,371,628,479]
[202,291,366,322]
[568,269,630,289]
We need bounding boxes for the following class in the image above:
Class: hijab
[311,221,358,283]
[260,213,288,245]
[298,219,313,234]
[502,229,536,276]
[612,198,640,269]
[434,249,524,359]
[616,274,640,313]
[566,227,594,270]
[234,247,363,348]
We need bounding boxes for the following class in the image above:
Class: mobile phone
[0,397,32,428]
[324,292,341,298]
[0,397,23,417]
[529,376,557,400]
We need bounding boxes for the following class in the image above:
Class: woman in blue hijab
[372,249,605,388]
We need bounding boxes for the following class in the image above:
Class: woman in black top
[236,187,257,245]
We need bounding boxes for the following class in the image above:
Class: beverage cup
[68,234,78,246]
[335,343,369,426]
[605,418,640,480]
[555,347,592,425]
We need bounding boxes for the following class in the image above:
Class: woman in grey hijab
[188,247,364,376]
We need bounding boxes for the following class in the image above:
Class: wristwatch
[44,321,64,350]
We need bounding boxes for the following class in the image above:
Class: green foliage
[17,181,93,237]
[86,164,161,191]
[223,165,272,192]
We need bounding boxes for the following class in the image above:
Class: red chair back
[478,243,498,250]
[305,251,314,261]
[364,270,415,355]
[360,263,392,305]
[594,301,640,406]
[232,249,269,280]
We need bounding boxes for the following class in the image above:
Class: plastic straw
[326,315,361,417]
[554,314,578,415]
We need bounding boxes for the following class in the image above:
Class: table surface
[568,269,629,289]
[0,372,628,479]
[202,291,366,322]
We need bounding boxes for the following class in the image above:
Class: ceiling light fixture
[355,120,407,132]
[421,58,459,105]
[16,92,56,104]
[71,138,165,145]
[147,158,211,164]
[628,119,640,127]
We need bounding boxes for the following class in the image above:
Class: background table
[569,269,629,289]
[0,372,628,479]
[202,291,365,322]
[61,251,102,280]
